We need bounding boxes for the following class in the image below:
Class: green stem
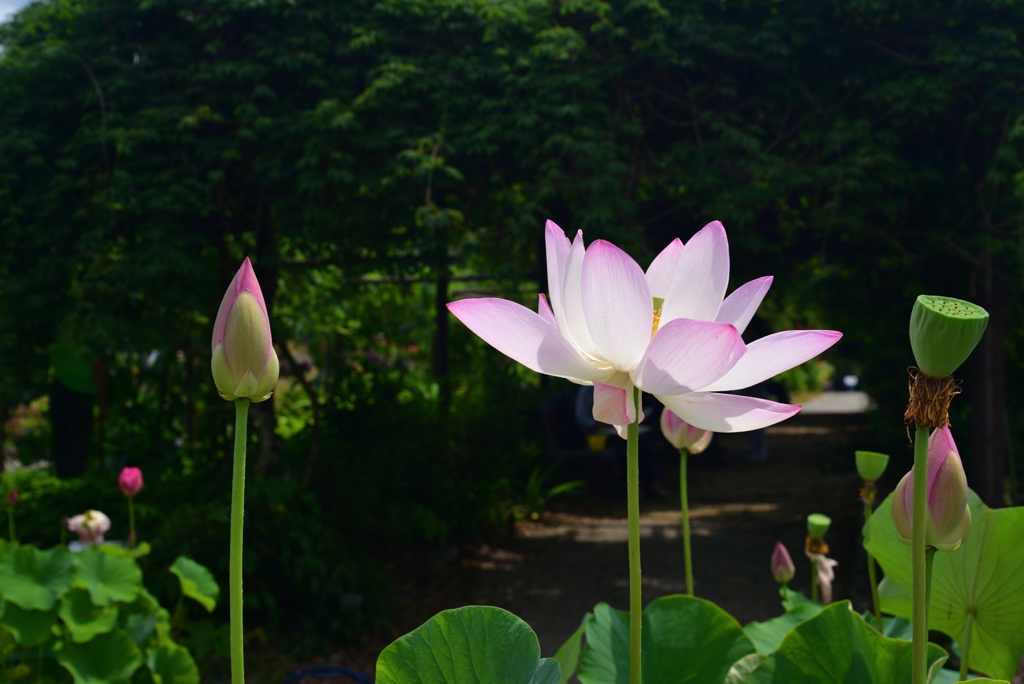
[680,448,692,596]
[7,508,13,543]
[230,398,250,684]
[811,561,818,603]
[912,425,929,684]
[864,498,883,632]
[925,547,936,629]
[627,388,642,684]
[959,610,975,680]
[128,497,136,551]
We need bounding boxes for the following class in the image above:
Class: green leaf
[859,612,912,640]
[0,599,57,646]
[955,680,1010,683]
[147,643,200,684]
[376,605,559,684]
[864,490,1024,681]
[552,615,588,684]
[58,587,119,643]
[578,595,756,684]
[778,587,817,611]
[724,654,767,684]
[0,543,75,610]
[74,546,142,607]
[98,542,152,560]
[56,628,143,684]
[744,602,824,655]
[169,557,220,613]
[118,588,169,648]
[744,602,949,683]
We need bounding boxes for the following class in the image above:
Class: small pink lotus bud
[118,467,143,498]
[660,408,713,454]
[211,258,279,403]
[7,489,17,507]
[771,541,795,584]
[891,426,971,552]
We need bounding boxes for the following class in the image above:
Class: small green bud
[855,451,890,482]
[909,295,988,378]
[807,513,831,540]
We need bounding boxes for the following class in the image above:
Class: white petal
[448,298,614,382]
[632,318,746,395]
[661,220,730,324]
[562,231,603,359]
[658,392,801,432]
[646,238,683,300]
[538,293,557,328]
[716,276,773,335]
[544,220,572,339]
[699,330,843,393]
[593,381,636,426]
[582,240,653,371]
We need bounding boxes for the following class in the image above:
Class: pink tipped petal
[212,257,270,352]
[593,381,636,426]
[661,221,730,324]
[715,276,774,335]
[544,220,572,333]
[658,392,801,433]
[646,238,683,300]
[582,240,653,371]
[699,330,843,393]
[632,318,745,395]
[562,231,602,359]
[447,298,613,383]
[538,293,558,328]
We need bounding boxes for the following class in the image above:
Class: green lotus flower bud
[855,451,890,482]
[909,295,988,378]
[211,258,279,402]
[807,513,831,540]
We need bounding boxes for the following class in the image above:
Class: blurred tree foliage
[2,0,1024,645]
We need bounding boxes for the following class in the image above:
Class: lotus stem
[627,388,642,684]
[230,398,250,684]
[128,497,136,551]
[7,507,13,544]
[863,499,883,632]
[959,610,975,680]
[811,567,818,603]
[912,425,929,684]
[680,448,693,596]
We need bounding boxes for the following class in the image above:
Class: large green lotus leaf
[725,655,767,684]
[74,546,142,607]
[0,543,75,610]
[57,628,143,684]
[578,595,756,684]
[98,542,152,560]
[169,556,219,613]
[147,643,200,684]
[859,611,913,640]
[864,490,1024,680]
[956,680,1010,683]
[376,606,559,684]
[58,587,119,643]
[552,615,588,684]
[744,602,948,683]
[744,603,824,655]
[0,599,57,646]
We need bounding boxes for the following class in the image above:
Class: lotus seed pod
[909,295,988,378]
[807,513,831,540]
[855,451,890,482]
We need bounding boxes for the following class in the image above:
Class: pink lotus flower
[211,258,279,402]
[448,221,841,432]
[771,541,796,584]
[891,426,971,552]
[67,510,111,546]
[118,467,143,498]
[660,408,713,454]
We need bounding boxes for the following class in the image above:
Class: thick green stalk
[627,388,642,684]
[863,499,883,632]
[7,508,13,543]
[128,497,136,551]
[680,448,692,596]
[811,565,818,603]
[912,426,929,684]
[959,610,975,680]
[230,398,250,684]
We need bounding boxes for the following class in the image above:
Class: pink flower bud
[771,541,795,584]
[660,407,713,454]
[211,258,279,402]
[118,467,143,498]
[891,426,971,552]
[7,489,17,507]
